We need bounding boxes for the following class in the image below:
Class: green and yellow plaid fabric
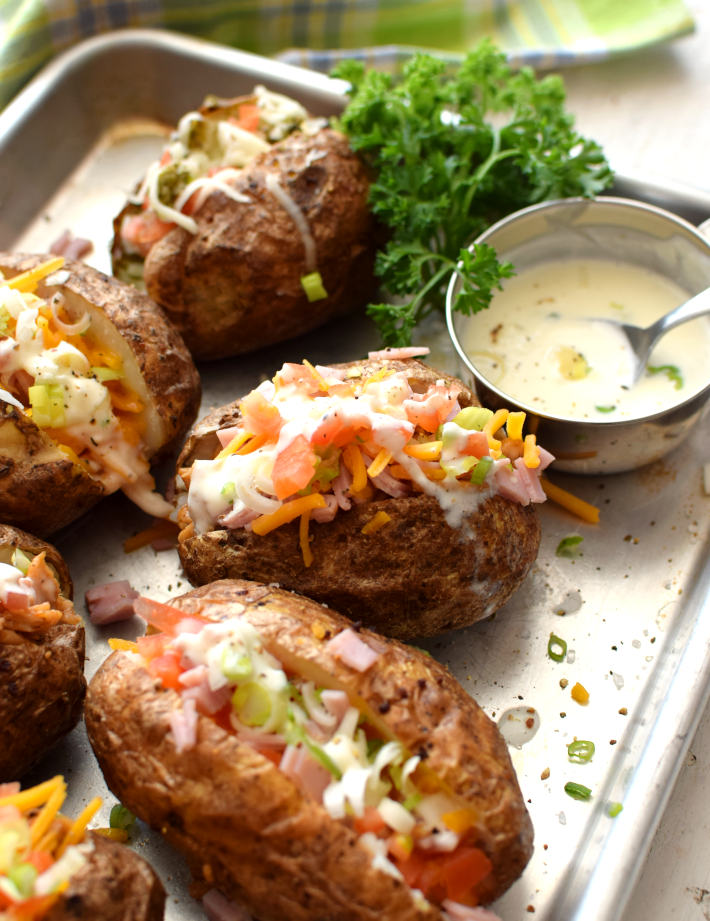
[0,0,695,109]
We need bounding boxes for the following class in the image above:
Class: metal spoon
[593,283,710,387]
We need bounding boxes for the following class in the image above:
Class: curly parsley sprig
[333,42,614,347]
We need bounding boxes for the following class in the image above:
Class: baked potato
[111,87,377,359]
[0,253,201,536]
[0,524,85,783]
[174,350,550,639]
[85,578,533,920]
[0,775,165,920]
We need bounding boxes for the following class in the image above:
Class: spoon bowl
[592,283,710,387]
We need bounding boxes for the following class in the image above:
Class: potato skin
[43,832,166,921]
[135,127,377,359]
[0,254,201,535]
[0,525,85,782]
[85,579,533,919]
[177,358,541,639]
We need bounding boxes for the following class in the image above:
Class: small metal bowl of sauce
[445,196,710,473]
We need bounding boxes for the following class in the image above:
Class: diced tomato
[229,103,260,133]
[159,149,172,167]
[398,845,492,905]
[136,632,169,661]
[353,805,387,836]
[120,212,175,257]
[133,597,206,635]
[26,850,54,874]
[310,409,346,448]
[271,436,318,500]
[252,746,282,766]
[465,431,490,459]
[238,390,283,438]
[147,651,183,690]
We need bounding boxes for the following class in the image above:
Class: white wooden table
[553,4,710,916]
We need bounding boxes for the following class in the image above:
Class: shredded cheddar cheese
[252,493,327,536]
[361,510,392,535]
[540,476,600,524]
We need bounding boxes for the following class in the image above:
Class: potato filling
[0,259,172,518]
[179,351,552,562]
[0,776,100,919]
[129,598,495,910]
[0,547,79,645]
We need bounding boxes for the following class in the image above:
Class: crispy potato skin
[0,624,85,782]
[0,524,85,782]
[0,254,201,535]
[0,403,105,538]
[85,580,533,919]
[176,358,541,638]
[44,832,166,921]
[134,127,377,359]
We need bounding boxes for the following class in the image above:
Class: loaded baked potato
[0,524,85,782]
[0,775,165,920]
[0,253,201,536]
[85,578,533,920]
[111,86,377,359]
[175,349,550,639]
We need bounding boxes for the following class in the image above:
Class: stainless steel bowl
[445,196,710,474]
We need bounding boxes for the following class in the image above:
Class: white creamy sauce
[462,258,710,420]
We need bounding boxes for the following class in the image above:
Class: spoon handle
[654,285,710,338]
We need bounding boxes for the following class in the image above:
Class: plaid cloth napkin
[0,0,695,109]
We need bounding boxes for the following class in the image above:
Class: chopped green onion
[91,366,124,382]
[564,781,592,801]
[567,740,595,763]
[470,455,493,485]
[10,548,31,574]
[221,646,252,682]
[556,535,584,558]
[647,364,684,390]
[28,382,65,428]
[367,738,386,758]
[547,633,567,662]
[221,482,236,502]
[453,406,493,431]
[607,801,623,817]
[301,271,328,302]
[109,804,136,831]
[402,792,423,811]
[8,863,37,898]
[595,405,616,413]
[232,682,272,727]
[285,717,342,779]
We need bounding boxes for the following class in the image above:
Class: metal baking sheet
[2,29,710,921]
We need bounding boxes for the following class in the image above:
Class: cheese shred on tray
[180,347,553,563]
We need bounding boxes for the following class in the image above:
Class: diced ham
[49,229,94,261]
[169,698,198,752]
[367,346,431,360]
[0,783,21,798]
[181,681,232,715]
[85,580,139,625]
[369,467,410,498]
[513,457,547,504]
[216,425,243,448]
[311,494,339,522]
[219,506,260,529]
[325,628,380,672]
[331,464,353,511]
[178,664,208,688]
[202,888,254,921]
[279,744,332,802]
[320,689,350,724]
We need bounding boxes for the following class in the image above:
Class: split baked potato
[111,87,377,359]
[85,578,533,921]
[0,253,201,536]
[175,352,549,639]
[0,524,85,782]
[0,775,165,920]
